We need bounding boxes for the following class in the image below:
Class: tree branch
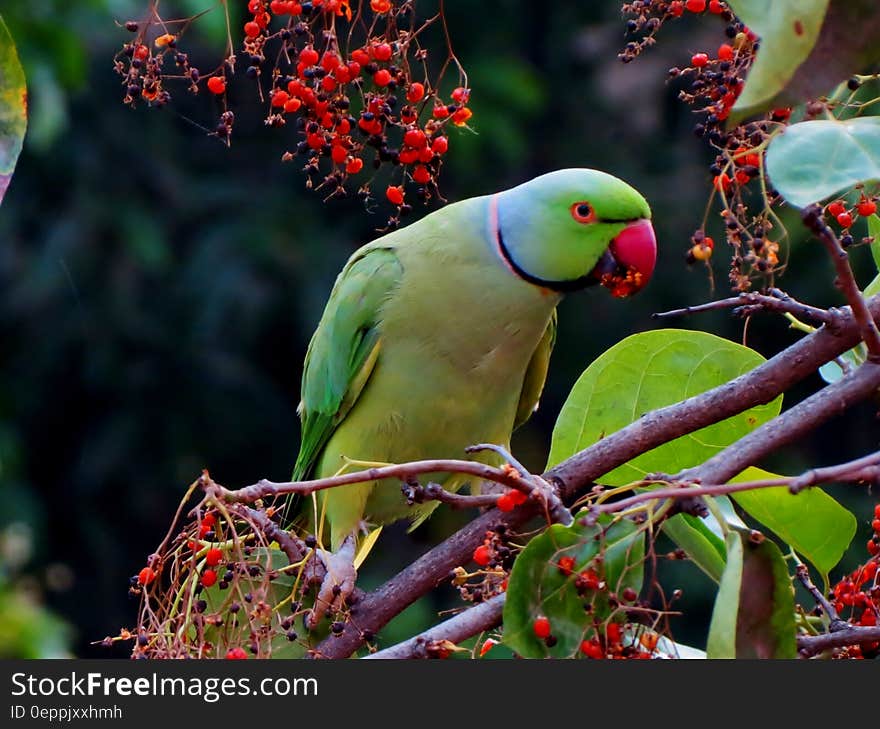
[312,300,880,658]
[363,594,504,659]
[797,626,880,657]
[802,204,880,360]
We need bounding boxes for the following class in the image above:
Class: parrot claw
[306,536,357,630]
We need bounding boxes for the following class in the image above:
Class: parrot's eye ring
[570,201,595,224]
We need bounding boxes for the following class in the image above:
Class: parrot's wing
[293,246,403,480]
[513,308,557,430]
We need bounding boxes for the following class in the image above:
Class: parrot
[291,168,657,625]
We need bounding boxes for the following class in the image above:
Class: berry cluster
[456,528,513,605]
[828,504,880,658]
[114,1,470,226]
[622,3,880,292]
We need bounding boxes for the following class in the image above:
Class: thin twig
[652,290,837,326]
[795,564,845,628]
[802,204,880,360]
[363,594,505,659]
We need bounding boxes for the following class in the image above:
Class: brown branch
[596,449,880,515]
[676,362,880,487]
[797,626,880,657]
[653,290,838,326]
[362,594,504,660]
[215,458,534,503]
[313,300,880,658]
[803,204,880,360]
[795,564,844,627]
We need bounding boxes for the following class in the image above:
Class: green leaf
[503,516,645,659]
[0,15,27,205]
[869,213,880,272]
[765,118,880,208]
[661,514,727,583]
[548,329,782,485]
[727,0,828,121]
[730,467,855,579]
[818,345,864,384]
[706,530,797,659]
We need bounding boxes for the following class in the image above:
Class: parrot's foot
[306,536,357,630]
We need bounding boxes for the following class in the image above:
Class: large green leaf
[730,467,855,580]
[548,329,782,484]
[706,530,797,659]
[726,0,828,120]
[503,516,645,659]
[765,118,880,208]
[0,15,26,206]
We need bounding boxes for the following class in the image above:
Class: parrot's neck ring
[490,193,599,294]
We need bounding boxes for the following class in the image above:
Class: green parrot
[292,168,656,624]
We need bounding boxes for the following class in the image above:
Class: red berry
[875,503,880,519]
[868,540,879,556]
[557,555,576,576]
[417,147,435,164]
[479,638,497,657]
[300,47,319,66]
[321,53,340,71]
[827,200,846,217]
[284,97,302,113]
[138,567,156,586]
[201,569,218,587]
[248,0,263,13]
[133,44,149,61]
[345,157,364,174]
[404,128,427,149]
[771,107,792,121]
[622,587,638,602]
[703,236,715,250]
[691,53,709,68]
[496,493,516,512]
[406,82,425,103]
[606,622,622,645]
[201,513,216,527]
[872,519,880,533]
[709,0,724,12]
[207,76,226,95]
[685,0,707,11]
[669,1,684,16]
[452,107,473,126]
[532,615,552,639]
[244,21,261,38]
[372,42,393,61]
[373,69,392,87]
[270,0,289,13]
[580,639,603,659]
[858,200,877,217]
[713,173,732,192]
[431,136,449,155]
[718,43,734,61]
[331,145,348,164]
[205,548,223,567]
[271,90,289,108]
[351,48,370,66]
[837,212,853,228]
[432,104,450,119]
[451,86,470,104]
[472,544,491,567]
[226,647,248,659]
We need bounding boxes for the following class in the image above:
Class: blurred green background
[0,0,876,658]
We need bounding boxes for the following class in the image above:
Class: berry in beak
[591,219,657,297]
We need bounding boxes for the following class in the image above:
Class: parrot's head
[493,168,657,297]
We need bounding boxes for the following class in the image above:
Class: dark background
[0,0,875,658]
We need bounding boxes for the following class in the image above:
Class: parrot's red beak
[592,219,657,298]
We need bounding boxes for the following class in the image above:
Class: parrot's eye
[570,201,595,224]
